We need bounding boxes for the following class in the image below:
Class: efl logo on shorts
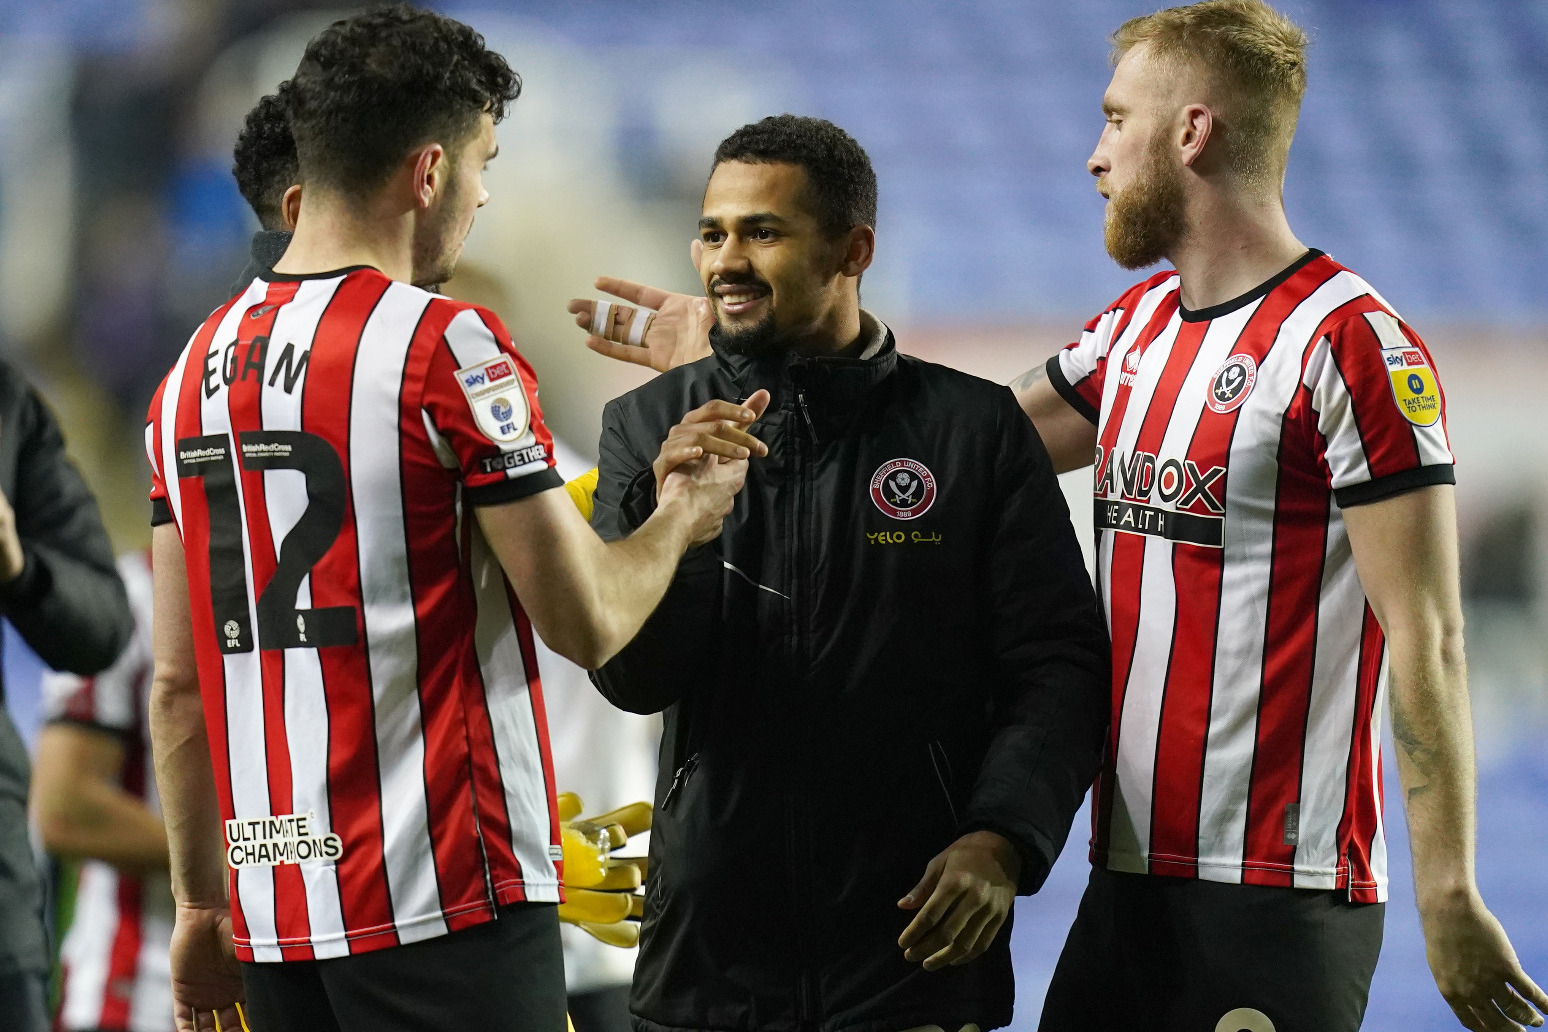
[870,458,936,520]
[1207,354,1257,414]
[455,356,530,442]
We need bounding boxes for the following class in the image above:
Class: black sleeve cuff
[1046,355,1098,425]
[466,467,565,507]
[956,818,1050,896]
[1335,463,1455,508]
[151,496,174,526]
[0,550,48,610]
[619,469,658,532]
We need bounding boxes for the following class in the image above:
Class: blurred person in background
[1006,2,1548,1030]
[26,91,309,1032]
[146,6,749,1032]
[32,552,171,1032]
[0,361,134,1029]
[587,114,1110,1032]
[230,87,300,293]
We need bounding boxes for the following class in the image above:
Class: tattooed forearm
[1391,692,1439,802]
[1009,363,1048,396]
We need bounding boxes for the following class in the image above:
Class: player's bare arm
[477,391,768,671]
[148,524,245,1032]
[31,723,168,873]
[1010,362,1098,475]
[1344,485,1548,1032]
[896,829,1022,972]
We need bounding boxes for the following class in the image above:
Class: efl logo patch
[1382,346,1441,427]
[455,356,530,443]
[870,458,936,520]
[1206,354,1257,414]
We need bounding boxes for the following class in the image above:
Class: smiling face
[411,112,496,288]
[697,160,859,357]
[1088,44,1189,270]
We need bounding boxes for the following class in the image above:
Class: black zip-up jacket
[0,356,133,976]
[591,318,1109,1032]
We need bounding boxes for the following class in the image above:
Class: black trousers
[241,903,567,1032]
[0,969,48,1032]
[1039,865,1384,1032]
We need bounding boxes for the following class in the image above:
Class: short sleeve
[1047,303,1126,424]
[420,305,563,506]
[1304,309,1455,508]
[146,375,174,527]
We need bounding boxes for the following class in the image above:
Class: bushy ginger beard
[1104,128,1187,271]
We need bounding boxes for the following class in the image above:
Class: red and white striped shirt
[45,552,173,1032]
[145,267,565,961]
[1049,250,1453,903]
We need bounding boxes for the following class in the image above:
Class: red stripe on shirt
[1091,293,1179,861]
[301,272,397,952]
[96,877,143,1029]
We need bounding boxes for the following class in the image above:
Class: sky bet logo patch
[455,356,529,443]
[1382,345,1441,427]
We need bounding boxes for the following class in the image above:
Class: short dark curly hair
[232,86,298,231]
[288,4,520,194]
[712,115,877,237]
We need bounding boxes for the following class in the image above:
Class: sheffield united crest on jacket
[869,458,936,520]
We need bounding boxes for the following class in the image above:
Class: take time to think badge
[1381,344,1442,427]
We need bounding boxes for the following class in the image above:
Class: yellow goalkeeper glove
[556,792,651,947]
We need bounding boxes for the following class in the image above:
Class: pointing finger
[595,276,672,311]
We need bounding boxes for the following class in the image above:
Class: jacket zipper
[927,740,960,827]
[789,390,819,1028]
[659,752,699,813]
[796,390,818,446]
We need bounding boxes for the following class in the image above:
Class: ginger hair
[1113,0,1308,186]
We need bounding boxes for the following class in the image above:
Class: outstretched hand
[653,390,771,497]
[653,390,770,546]
[567,275,713,374]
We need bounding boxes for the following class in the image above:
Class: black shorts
[1038,865,1384,1032]
[240,902,566,1032]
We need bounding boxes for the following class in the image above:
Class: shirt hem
[234,878,561,962]
[1098,848,1386,897]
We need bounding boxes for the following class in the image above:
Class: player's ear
[1178,103,1213,169]
[280,185,302,232]
[409,143,447,209]
[839,225,875,279]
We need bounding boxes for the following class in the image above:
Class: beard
[412,175,471,288]
[708,311,783,357]
[1104,133,1187,270]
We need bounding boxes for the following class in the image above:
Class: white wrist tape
[627,309,653,347]
[590,301,613,337]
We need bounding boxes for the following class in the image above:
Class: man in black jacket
[0,358,134,1031]
[588,116,1109,1032]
